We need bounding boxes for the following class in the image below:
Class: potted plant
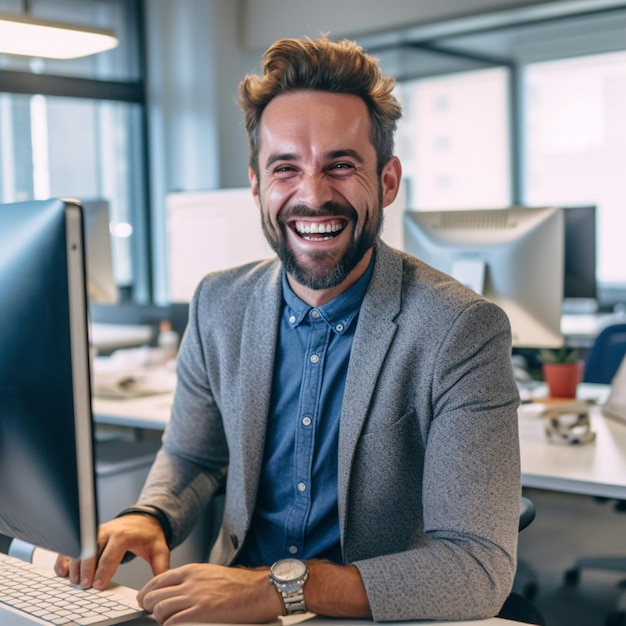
[538,347,585,399]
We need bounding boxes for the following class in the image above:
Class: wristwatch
[269,558,309,615]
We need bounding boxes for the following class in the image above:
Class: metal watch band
[270,559,309,615]
[281,588,307,615]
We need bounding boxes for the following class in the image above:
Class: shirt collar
[281,252,375,335]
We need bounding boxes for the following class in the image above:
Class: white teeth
[295,221,343,235]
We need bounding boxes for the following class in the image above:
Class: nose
[294,173,334,209]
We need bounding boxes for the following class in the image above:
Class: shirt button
[302,416,312,426]
[289,546,298,554]
[310,354,320,364]
[289,315,296,324]
[297,481,307,492]
[310,309,320,319]
[335,323,344,333]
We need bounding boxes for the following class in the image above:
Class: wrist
[304,560,372,619]
[269,558,309,615]
[115,504,173,547]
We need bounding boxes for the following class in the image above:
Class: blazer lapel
[337,242,402,533]
[234,262,283,520]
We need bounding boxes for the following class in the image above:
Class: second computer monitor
[563,205,597,302]
[403,205,564,348]
[81,199,118,305]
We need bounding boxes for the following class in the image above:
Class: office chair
[583,323,626,384]
[497,496,546,626]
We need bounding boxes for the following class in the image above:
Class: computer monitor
[0,198,98,560]
[165,188,275,303]
[563,205,597,302]
[81,199,118,305]
[403,206,564,348]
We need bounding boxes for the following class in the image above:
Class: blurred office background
[1,1,626,624]
[1,0,624,311]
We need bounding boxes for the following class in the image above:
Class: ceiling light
[0,13,118,60]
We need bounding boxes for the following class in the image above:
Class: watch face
[271,558,307,582]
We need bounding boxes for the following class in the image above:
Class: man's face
[250,90,400,301]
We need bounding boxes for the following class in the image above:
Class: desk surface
[519,401,626,499]
[121,616,527,626]
[94,392,173,430]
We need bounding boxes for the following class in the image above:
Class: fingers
[149,544,171,578]
[53,553,70,578]
[138,569,202,626]
[137,564,279,625]
[53,553,98,588]
[73,554,98,588]
[91,539,129,589]
[53,515,171,591]
[137,567,183,607]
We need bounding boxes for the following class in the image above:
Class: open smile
[292,218,348,241]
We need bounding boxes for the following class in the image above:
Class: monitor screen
[563,205,597,301]
[0,198,98,560]
[81,199,118,305]
[403,206,564,348]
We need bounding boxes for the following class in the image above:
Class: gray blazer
[139,240,521,621]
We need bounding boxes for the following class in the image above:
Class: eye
[272,164,298,179]
[328,162,355,176]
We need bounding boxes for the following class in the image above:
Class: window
[396,67,511,210]
[524,51,626,290]
[0,0,148,301]
[391,8,626,305]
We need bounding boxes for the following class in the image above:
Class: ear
[380,156,402,209]
[249,167,261,209]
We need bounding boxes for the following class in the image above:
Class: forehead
[257,90,373,154]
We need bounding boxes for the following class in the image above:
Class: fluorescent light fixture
[0,13,118,60]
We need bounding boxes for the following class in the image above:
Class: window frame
[0,1,152,303]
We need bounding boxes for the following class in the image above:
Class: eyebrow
[264,149,366,169]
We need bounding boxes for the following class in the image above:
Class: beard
[260,194,384,291]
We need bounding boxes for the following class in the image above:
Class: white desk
[256,616,526,626]
[519,401,626,499]
[121,616,528,626]
[94,392,173,430]
[517,382,626,499]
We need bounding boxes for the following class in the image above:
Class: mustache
[278,202,357,224]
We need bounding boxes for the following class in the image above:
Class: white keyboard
[0,553,145,626]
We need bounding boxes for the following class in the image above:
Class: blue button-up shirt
[235,258,374,567]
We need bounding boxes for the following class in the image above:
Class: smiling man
[253,89,398,304]
[55,36,521,625]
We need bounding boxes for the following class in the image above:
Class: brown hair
[238,36,402,177]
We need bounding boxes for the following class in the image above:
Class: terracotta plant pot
[542,361,585,399]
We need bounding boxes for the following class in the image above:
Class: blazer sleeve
[137,281,229,546]
[353,298,521,622]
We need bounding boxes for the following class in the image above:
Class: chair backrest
[519,496,536,532]
[583,323,626,384]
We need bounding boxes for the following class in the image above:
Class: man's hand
[53,514,170,590]
[137,563,282,625]
[137,560,371,625]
